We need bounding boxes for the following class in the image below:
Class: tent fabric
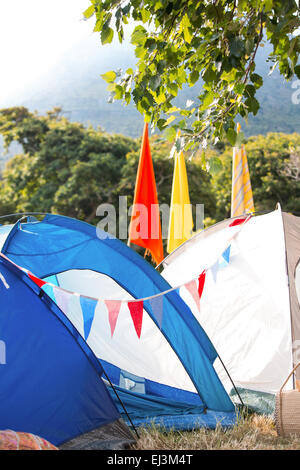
[0,254,128,447]
[162,207,295,407]
[282,212,300,380]
[229,388,276,416]
[106,383,236,430]
[0,214,236,429]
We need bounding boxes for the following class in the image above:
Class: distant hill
[1,36,300,140]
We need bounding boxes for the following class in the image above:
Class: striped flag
[231,123,254,218]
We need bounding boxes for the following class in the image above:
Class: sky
[0,0,97,102]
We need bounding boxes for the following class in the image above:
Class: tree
[282,146,300,181]
[0,107,216,239]
[84,0,300,151]
[0,107,137,223]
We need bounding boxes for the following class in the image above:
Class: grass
[131,413,300,450]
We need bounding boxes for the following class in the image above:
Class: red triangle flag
[185,280,200,311]
[128,301,144,338]
[128,123,164,265]
[27,271,46,288]
[105,300,122,337]
[198,271,206,298]
[229,218,247,227]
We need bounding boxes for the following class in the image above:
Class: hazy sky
[0,0,96,101]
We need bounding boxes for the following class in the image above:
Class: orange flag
[128,123,164,265]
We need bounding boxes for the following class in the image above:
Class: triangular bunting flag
[105,300,122,337]
[27,271,46,288]
[222,245,231,264]
[128,301,144,338]
[149,295,164,328]
[53,286,73,314]
[80,296,98,340]
[229,218,247,227]
[68,294,85,338]
[185,279,200,311]
[198,271,206,298]
[42,283,56,302]
[210,260,219,283]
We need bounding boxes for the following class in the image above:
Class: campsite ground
[132,414,300,450]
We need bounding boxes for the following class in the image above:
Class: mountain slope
[1,37,300,138]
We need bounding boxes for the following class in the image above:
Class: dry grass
[132,413,300,450]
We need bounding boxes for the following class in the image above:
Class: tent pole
[101,368,140,439]
[217,354,245,408]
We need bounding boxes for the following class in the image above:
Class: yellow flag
[231,123,255,218]
[167,140,193,254]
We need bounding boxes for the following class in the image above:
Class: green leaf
[244,84,256,98]
[189,70,199,86]
[165,115,176,126]
[203,67,217,83]
[114,85,124,100]
[83,5,95,19]
[226,128,237,145]
[294,65,300,79]
[229,37,245,58]
[135,46,147,59]
[245,96,260,115]
[245,38,254,56]
[182,14,193,44]
[164,127,177,142]
[131,26,147,45]
[106,83,116,92]
[149,75,161,91]
[100,71,117,83]
[101,27,114,44]
[200,91,215,111]
[250,73,263,88]
[206,156,223,175]
[141,8,151,23]
[167,83,178,96]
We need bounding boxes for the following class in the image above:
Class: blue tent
[0,214,237,431]
[0,253,133,447]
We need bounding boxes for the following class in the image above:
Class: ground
[131,414,300,450]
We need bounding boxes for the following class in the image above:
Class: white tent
[161,207,300,412]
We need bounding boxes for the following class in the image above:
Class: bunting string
[0,215,251,339]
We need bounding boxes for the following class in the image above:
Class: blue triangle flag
[149,295,164,329]
[222,245,231,264]
[211,260,219,283]
[80,296,97,340]
[42,283,56,302]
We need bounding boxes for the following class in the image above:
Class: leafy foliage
[85,0,300,150]
[0,108,299,244]
[0,107,137,223]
